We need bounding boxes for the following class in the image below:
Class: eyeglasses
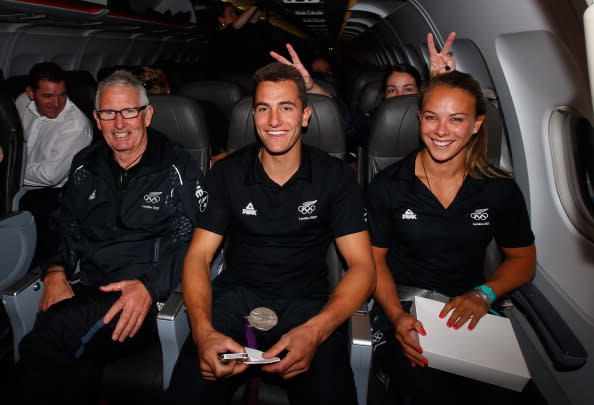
[95,105,148,121]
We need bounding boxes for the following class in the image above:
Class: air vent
[18,13,47,21]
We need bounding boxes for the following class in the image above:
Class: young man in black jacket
[17,70,207,404]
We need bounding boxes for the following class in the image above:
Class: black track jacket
[47,130,207,301]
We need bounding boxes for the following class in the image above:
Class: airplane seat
[311,72,338,98]
[64,70,97,120]
[315,77,338,97]
[227,94,347,160]
[177,80,243,153]
[366,94,421,183]
[2,93,210,400]
[103,91,212,398]
[225,93,370,405]
[0,75,28,99]
[64,70,101,143]
[148,93,211,176]
[403,44,428,82]
[357,79,383,116]
[0,90,26,213]
[349,69,385,111]
[0,90,36,292]
[219,72,255,96]
[483,92,508,169]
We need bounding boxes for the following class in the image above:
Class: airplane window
[548,107,594,240]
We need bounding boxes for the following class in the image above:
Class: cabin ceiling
[0,0,406,44]
[225,0,405,44]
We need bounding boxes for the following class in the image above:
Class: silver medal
[248,307,278,331]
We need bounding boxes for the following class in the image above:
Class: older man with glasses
[16,70,207,404]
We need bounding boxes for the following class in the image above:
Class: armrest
[1,269,44,362]
[511,282,587,371]
[157,289,190,390]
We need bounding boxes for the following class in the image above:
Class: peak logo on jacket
[142,191,162,210]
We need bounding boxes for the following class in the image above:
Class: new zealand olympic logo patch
[470,208,489,221]
[298,200,317,215]
[471,208,490,226]
[144,192,162,204]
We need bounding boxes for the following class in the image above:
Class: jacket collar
[83,129,174,178]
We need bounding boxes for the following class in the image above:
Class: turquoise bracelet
[474,284,496,304]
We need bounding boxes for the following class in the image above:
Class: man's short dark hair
[28,62,65,90]
[253,63,308,109]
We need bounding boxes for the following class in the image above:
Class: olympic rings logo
[298,205,316,215]
[470,212,488,221]
[144,193,161,204]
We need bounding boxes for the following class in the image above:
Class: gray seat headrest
[227,94,346,160]
[148,94,210,175]
[367,94,421,181]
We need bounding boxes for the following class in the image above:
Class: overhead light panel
[282,0,322,4]
[294,10,323,15]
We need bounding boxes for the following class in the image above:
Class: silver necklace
[420,151,466,193]
[420,151,432,192]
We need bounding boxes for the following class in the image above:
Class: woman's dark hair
[383,63,422,92]
[420,70,510,178]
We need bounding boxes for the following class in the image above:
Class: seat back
[366,94,421,182]
[357,79,383,115]
[349,69,385,111]
[219,72,254,96]
[0,75,28,99]
[65,70,101,143]
[177,80,242,153]
[227,94,346,160]
[0,90,25,213]
[65,70,97,121]
[0,90,36,292]
[366,92,508,183]
[148,94,210,175]
[177,80,242,121]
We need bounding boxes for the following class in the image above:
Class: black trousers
[167,283,358,405]
[19,188,61,268]
[17,284,158,405]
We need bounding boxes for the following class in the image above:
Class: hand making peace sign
[428,31,457,78]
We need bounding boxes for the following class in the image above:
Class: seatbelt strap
[74,318,105,359]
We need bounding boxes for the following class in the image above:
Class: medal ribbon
[243,317,259,405]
